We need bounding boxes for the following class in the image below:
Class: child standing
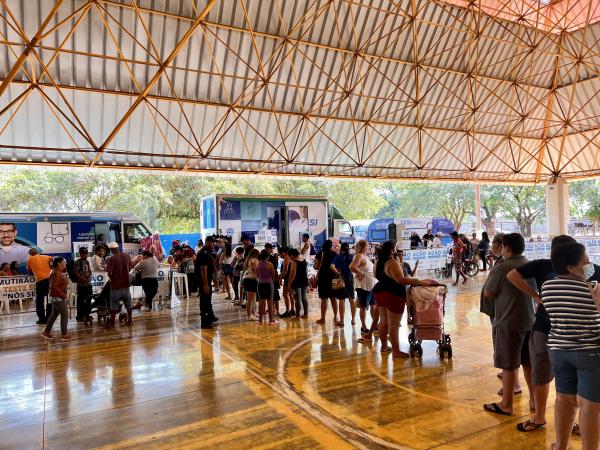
[41,257,73,341]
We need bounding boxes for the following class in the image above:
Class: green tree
[503,186,545,236]
[433,184,475,231]
[569,179,600,218]
[480,186,505,234]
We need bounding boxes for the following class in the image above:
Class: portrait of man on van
[0,223,30,266]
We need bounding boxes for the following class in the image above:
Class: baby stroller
[90,280,128,324]
[407,284,452,359]
[90,282,110,324]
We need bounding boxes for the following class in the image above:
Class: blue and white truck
[199,194,353,250]
[0,212,155,272]
[352,217,456,243]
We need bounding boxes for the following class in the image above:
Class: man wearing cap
[26,248,53,324]
[432,232,443,248]
[195,236,217,329]
[74,246,93,324]
[105,242,134,328]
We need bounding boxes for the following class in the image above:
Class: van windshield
[124,223,150,244]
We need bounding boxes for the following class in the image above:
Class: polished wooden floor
[0,274,580,450]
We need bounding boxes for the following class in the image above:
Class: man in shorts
[507,235,591,434]
[106,242,133,328]
[483,233,535,416]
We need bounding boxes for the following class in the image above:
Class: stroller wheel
[444,334,452,345]
[446,345,453,359]
[414,344,423,358]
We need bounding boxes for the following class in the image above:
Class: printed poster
[37,222,71,254]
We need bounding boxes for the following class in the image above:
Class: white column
[475,184,481,235]
[545,176,570,237]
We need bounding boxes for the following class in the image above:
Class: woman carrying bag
[333,242,357,327]
[314,240,340,324]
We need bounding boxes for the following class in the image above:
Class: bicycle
[434,258,479,278]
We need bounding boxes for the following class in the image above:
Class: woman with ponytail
[41,257,73,341]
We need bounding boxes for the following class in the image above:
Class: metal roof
[1,0,600,183]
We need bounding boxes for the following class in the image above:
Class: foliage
[569,179,600,218]
[2,169,587,236]
[503,186,546,236]
[480,186,507,234]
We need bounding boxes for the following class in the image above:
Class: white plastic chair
[67,280,78,319]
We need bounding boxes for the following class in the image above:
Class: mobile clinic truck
[0,212,155,272]
[199,194,353,250]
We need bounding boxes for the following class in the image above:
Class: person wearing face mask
[483,233,536,417]
[506,235,594,433]
[542,243,600,450]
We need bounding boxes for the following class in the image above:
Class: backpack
[309,243,317,256]
[66,259,76,281]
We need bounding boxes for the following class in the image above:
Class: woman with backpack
[41,257,73,341]
[333,242,356,327]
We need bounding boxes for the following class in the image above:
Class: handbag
[332,276,345,290]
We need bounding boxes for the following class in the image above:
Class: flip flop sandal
[380,346,392,353]
[517,420,546,432]
[483,402,512,416]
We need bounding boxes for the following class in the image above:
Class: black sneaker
[289,310,296,316]
[36,320,47,325]
[280,311,289,318]
[200,323,213,329]
[210,316,219,323]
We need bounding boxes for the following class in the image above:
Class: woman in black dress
[314,240,340,324]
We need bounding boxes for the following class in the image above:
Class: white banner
[0,275,36,301]
[524,238,600,264]
[91,269,170,295]
[402,247,449,270]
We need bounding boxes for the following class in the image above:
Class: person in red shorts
[373,240,435,358]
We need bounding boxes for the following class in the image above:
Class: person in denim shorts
[543,242,600,450]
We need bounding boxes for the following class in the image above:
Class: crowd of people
[32,242,163,339]
[14,225,600,449]
[480,232,600,450]
[188,233,436,358]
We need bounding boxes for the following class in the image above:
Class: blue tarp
[160,233,201,251]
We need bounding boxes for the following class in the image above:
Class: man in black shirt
[195,236,217,329]
[506,235,597,433]
[422,229,433,247]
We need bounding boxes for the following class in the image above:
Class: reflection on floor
[0,274,579,449]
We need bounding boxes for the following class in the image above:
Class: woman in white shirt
[350,239,378,339]
[219,243,234,300]
[91,245,106,272]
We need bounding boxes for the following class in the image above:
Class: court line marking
[186,327,409,450]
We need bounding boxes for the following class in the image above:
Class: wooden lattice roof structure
[1,0,600,182]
